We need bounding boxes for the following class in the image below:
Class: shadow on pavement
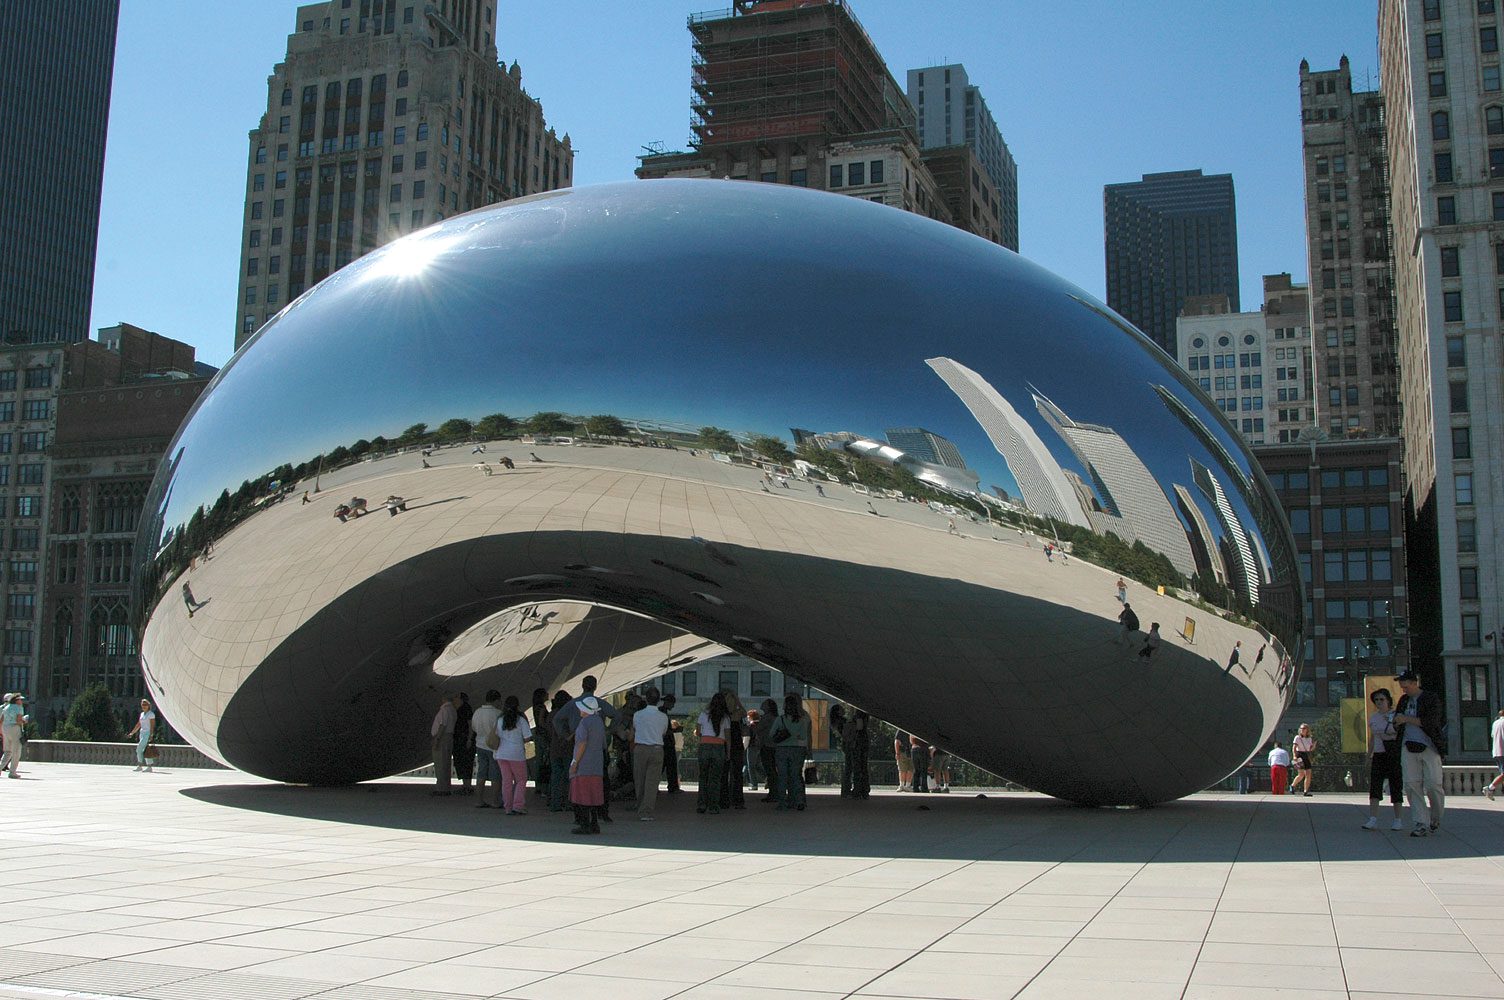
[180,782,1504,864]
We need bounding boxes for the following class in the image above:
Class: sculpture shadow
[179,782,1504,864]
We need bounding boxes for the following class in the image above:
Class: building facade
[884,427,967,470]
[1256,439,1409,734]
[0,1,119,346]
[906,63,1019,250]
[1300,56,1402,440]
[235,0,573,348]
[1381,0,1504,756]
[1104,169,1240,359]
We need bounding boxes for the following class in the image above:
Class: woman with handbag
[127,699,156,773]
[696,692,731,815]
[771,693,811,811]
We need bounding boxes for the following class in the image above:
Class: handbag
[1404,740,1427,753]
[771,719,791,744]
[802,763,817,784]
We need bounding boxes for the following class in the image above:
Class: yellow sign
[1180,617,1196,644]
[1340,698,1368,753]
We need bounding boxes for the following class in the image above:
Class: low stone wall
[23,740,227,770]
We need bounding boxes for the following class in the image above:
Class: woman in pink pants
[493,695,534,815]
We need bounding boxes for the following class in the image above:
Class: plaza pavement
[0,764,1501,999]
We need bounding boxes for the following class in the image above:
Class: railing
[24,740,226,769]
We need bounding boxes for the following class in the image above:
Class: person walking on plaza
[430,693,457,796]
[1394,670,1446,836]
[631,687,668,821]
[1138,622,1162,660]
[1363,688,1405,830]
[1116,577,1127,604]
[1289,722,1316,796]
[660,694,682,794]
[568,698,607,835]
[495,695,533,815]
[696,692,731,815]
[721,691,748,810]
[548,689,574,812]
[894,729,913,791]
[1118,603,1139,646]
[126,699,156,773]
[452,692,474,796]
[755,698,779,802]
[910,735,931,793]
[530,688,552,802]
[1226,641,1242,673]
[471,690,503,808]
[182,581,204,617]
[771,693,811,811]
[1488,708,1504,801]
[0,694,27,778]
[1267,741,1290,795]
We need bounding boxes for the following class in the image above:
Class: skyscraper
[235,0,573,348]
[0,1,119,346]
[1191,458,1261,607]
[925,357,1086,527]
[906,64,1020,250]
[1380,0,1502,757]
[1104,170,1239,359]
[884,427,967,470]
[1299,56,1400,439]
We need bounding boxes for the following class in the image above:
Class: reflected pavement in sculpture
[135,180,1303,805]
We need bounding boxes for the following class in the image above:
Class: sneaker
[1429,821,1439,832]
[1390,819,1405,831]
[132,765,142,772]
[1303,791,1312,797]
[1486,785,1496,801]
[145,766,152,773]
[1361,817,1378,830]
[1410,824,1428,838]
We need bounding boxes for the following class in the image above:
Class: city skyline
[91,1,1377,367]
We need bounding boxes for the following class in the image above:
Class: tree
[475,413,517,440]
[583,414,627,439]
[526,411,574,436]
[698,426,738,452]
[398,422,429,445]
[435,417,474,442]
[325,445,350,466]
[796,443,847,479]
[747,434,793,463]
[56,683,121,742]
[348,438,372,458]
[369,435,389,453]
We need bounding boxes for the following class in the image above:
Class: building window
[848,161,865,186]
[1450,380,1469,412]
[1457,473,1474,504]
[1448,335,1466,367]
[870,159,884,184]
[1436,148,1455,179]
[1461,566,1480,600]
[1488,65,1502,91]
[1427,32,1445,59]
[1454,426,1472,459]
[6,594,34,621]
[1444,289,1463,321]
[1433,110,1451,139]
[412,180,425,198]
[681,670,698,697]
[1460,664,1492,751]
[1485,26,1500,53]
[1459,518,1478,552]
[1430,70,1447,97]
[1490,106,1504,135]
[1439,196,1457,224]
[750,670,771,697]
[1425,0,1440,18]
[1441,246,1461,276]
[21,399,47,421]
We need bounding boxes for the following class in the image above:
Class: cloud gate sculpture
[135,180,1302,805]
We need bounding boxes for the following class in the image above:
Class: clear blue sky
[89,1,1381,367]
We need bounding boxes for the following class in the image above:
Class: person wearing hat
[1393,670,1447,836]
[567,693,607,834]
[1,693,29,778]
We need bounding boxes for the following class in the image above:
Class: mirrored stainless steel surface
[135,180,1303,804]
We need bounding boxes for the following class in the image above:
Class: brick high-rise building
[1381,0,1504,757]
[234,0,573,348]
[0,1,119,346]
[1299,56,1400,440]
[1104,169,1240,360]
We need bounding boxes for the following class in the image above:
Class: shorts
[1294,751,1313,771]
[1495,755,1504,777]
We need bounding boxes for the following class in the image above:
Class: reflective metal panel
[135,180,1303,804]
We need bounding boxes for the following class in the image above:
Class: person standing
[1267,741,1290,795]
[1290,723,1317,796]
[568,699,607,835]
[839,707,867,798]
[1118,603,1139,646]
[1362,688,1405,830]
[1138,623,1162,660]
[696,692,731,815]
[1116,577,1127,604]
[1394,670,1447,836]
[430,693,457,796]
[126,699,156,772]
[722,691,747,810]
[555,676,618,823]
[660,694,682,794]
[894,729,913,791]
[1,694,29,778]
[471,690,503,808]
[910,735,931,793]
[530,688,552,802]
[547,689,574,812]
[930,745,950,793]
[754,699,779,802]
[771,694,811,810]
[494,695,533,815]
[452,692,474,797]
[631,688,668,821]
[1487,708,1504,801]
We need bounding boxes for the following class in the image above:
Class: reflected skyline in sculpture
[135,180,1303,805]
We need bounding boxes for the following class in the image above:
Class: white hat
[576,695,600,717]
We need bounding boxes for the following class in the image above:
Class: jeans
[549,756,572,811]
[910,747,930,792]
[697,743,726,812]
[633,744,663,816]
[474,751,501,805]
[775,745,806,808]
[136,731,151,766]
[1402,744,1445,828]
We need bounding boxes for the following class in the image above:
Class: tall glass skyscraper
[0,1,119,345]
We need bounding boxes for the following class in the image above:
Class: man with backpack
[470,690,503,808]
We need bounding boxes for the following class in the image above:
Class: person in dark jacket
[452,692,474,796]
[754,698,779,802]
[660,695,682,793]
[548,689,574,812]
[1394,670,1447,836]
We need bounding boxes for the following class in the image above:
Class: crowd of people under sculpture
[427,680,978,833]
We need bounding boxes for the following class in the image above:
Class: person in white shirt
[470,690,503,809]
[1267,741,1290,795]
[430,694,457,796]
[126,700,156,773]
[1486,708,1504,802]
[1362,688,1405,830]
[494,695,534,815]
[630,688,669,820]
[1290,723,1317,797]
